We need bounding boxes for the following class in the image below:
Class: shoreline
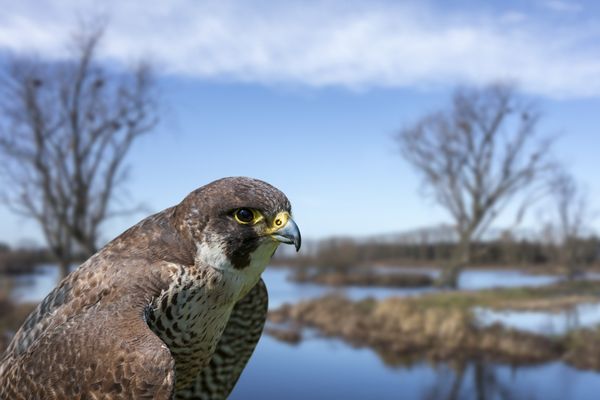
[272,260,600,275]
[267,281,600,370]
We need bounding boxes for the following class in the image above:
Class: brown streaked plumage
[0,177,300,399]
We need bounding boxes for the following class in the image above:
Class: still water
[475,303,600,335]
[6,265,600,399]
[231,335,600,400]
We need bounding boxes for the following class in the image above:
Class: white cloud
[0,0,599,98]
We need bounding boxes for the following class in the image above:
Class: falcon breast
[0,177,300,400]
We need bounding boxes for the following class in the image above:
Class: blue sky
[0,0,599,246]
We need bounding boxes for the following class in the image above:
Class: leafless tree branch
[396,83,554,287]
[0,26,158,277]
[548,168,592,279]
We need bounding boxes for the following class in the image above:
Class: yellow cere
[267,211,290,233]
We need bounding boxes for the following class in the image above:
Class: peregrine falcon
[0,177,301,399]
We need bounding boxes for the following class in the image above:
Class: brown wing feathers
[0,178,290,399]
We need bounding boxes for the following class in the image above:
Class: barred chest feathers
[146,240,278,390]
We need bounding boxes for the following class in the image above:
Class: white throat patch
[195,241,233,271]
[195,239,278,301]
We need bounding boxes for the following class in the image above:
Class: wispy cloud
[0,0,599,98]
[543,0,583,13]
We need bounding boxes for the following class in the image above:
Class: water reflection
[475,303,600,335]
[231,335,600,400]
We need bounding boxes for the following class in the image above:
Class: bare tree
[396,84,553,287]
[0,27,158,277]
[548,169,591,279]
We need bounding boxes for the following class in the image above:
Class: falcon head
[178,177,301,274]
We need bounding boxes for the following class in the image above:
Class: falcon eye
[234,208,256,224]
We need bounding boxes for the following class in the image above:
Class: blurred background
[1,1,600,399]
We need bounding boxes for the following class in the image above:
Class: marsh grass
[268,279,600,369]
[412,280,600,312]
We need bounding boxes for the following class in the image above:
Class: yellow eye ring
[234,208,257,224]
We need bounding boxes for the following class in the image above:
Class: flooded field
[5,265,600,399]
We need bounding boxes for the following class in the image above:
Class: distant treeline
[0,243,54,275]
[3,233,599,276]
[274,235,600,271]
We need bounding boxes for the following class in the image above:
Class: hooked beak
[270,217,301,252]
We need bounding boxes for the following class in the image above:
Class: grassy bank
[410,279,600,312]
[268,280,600,369]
